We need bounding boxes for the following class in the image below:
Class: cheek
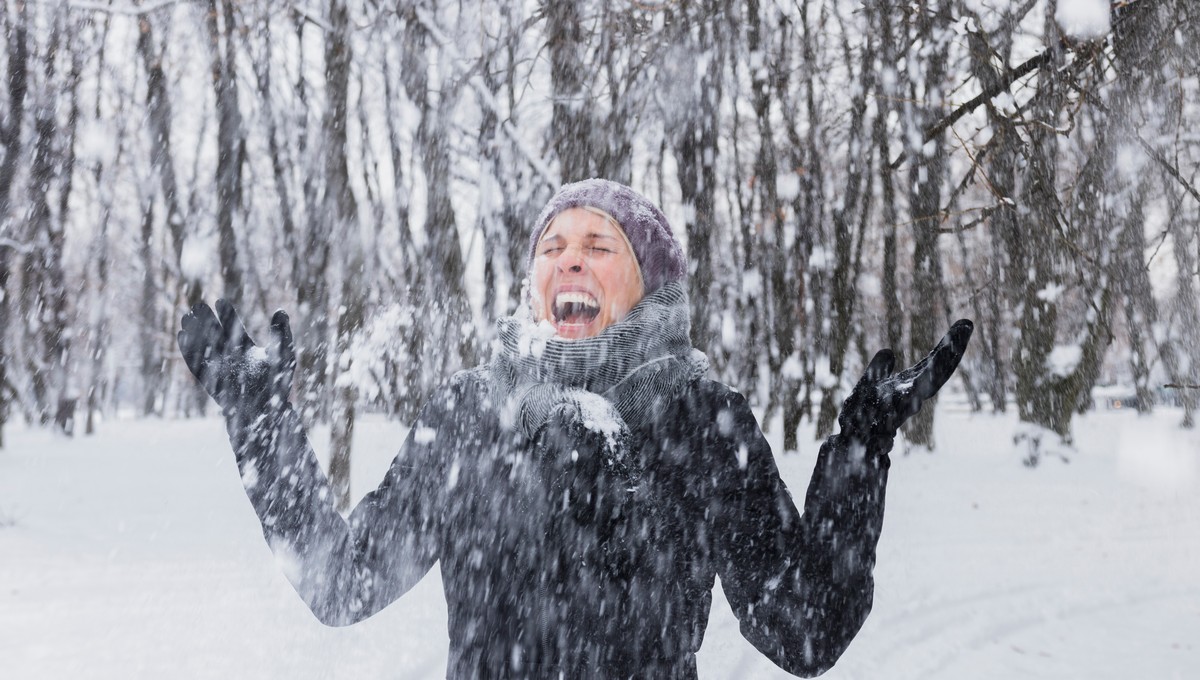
[531,260,553,291]
[529,266,550,316]
[531,259,548,286]
[601,263,642,313]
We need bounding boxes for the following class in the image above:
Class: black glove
[177,299,296,421]
[534,403,639,525]
[838,319,974,453]
[533,403,645,581]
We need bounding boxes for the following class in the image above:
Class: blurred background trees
[1,0,1198,488]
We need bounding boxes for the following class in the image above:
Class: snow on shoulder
[573,390,626,451]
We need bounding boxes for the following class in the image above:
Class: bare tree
[205,0,245,300]
[0,0,28,448]
[902,0,953,449]
[325,0,359,512]
[136,9,198,305]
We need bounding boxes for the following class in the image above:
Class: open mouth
[552,291,600,326]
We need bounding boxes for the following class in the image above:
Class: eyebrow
[540,232,618,244]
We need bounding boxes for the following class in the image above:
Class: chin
[554,322,596,339]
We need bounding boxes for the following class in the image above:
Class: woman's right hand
[177,299,296,418]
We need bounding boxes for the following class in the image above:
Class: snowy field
[1,404,1198,680]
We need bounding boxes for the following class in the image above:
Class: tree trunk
[139,202,162,417]
[668,4,722,354]
[0,0,27,448]
[397,8,473,419]
[745,0,789,433]
[324,0,358,512]
[545,1,588,183]
[1119,189,1156,413]
[52,20,82,434]
[816,21,875,440]
[25,17,64,427]
[207,0,245,301]
[137,14,198,306]
[1009,9,1069,445]
[871,0,903,358]
[245,12,301,296]
[85,159,112,436]
[905,0,952,449]
[1168,199,1199,427]
[967,15,1020,414]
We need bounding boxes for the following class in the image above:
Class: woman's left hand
[177,300,296,420]
[837,319,974,452]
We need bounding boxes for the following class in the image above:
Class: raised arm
[713,320,973,677]
[178,300,446,626]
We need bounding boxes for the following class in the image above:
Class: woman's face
[532,208,644,339]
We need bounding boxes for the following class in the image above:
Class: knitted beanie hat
[528,179,687,294]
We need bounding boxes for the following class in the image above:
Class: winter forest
[2,0,1200,495]
[2,1,1200,678]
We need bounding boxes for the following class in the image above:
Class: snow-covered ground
[1,405,1197,679]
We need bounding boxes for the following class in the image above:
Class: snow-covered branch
[413,7,557,191]
[290,4,332,33]
[0,238,35,254]
[59,0,186,16]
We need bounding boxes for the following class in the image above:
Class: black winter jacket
[226,368,889,679]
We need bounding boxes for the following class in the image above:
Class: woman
[178,179,972,679]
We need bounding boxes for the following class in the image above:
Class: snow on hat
[528,178,687,295]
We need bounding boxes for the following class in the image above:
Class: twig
[892,203,1005,231]
[966,273,1001,303]
[0,237,35,254]
[935,204,1004,234]
[628,0,678,9]
[890,0,1150,171]
[949,125,1001,201]
[291,4,333,33]
[1145,192,1185,270]
[1164,383,1200,389]
[1137,135,1200,206]
[889,49,1052,170]
[60,0,185,16]
[413,7,557,191]
[1069,71,1200,209]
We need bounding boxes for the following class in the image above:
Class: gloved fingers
[179,303,207,336]
[892,319,975,407]
[269,309,296,370]
[266,309,296,405]
[181,302,221,345]
[176,329,202,379]
[860,349,896,384]
[215,298,254,350]
[946,319,975,355]
[178,303,222,378]
[837,350,893,436]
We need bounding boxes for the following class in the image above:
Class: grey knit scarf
[490,282,709,440]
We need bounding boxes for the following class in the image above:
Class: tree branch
[413,7,557,191]
[290,4,332,33]
[1137,135,1200,206]
[0,237,35,254]
[889,49,1052,170]
[61,0,186,16]
[889,0,1152,171]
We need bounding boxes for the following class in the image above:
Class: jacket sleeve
[224,383,458,627]
[710,387,889,677]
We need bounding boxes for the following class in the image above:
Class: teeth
[555,292,598,308]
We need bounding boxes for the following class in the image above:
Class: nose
[557,244,585,273]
